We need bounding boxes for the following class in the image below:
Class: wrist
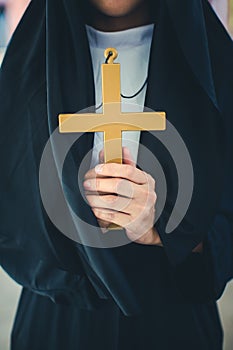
[150,227,163,246]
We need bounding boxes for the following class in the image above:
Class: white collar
[86,23,154,50]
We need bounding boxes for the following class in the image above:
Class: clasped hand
[83,148,162,245]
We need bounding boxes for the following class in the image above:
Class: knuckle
[103,195,118,205]
[108,163,117,175]
[141,171,147,184]
[150,191,157,203]
[146,174,155,187]
[106,163,112,172]
[135,204,144,216]
[151,176,156,189]
[134,200,145,211]
[140,187,149,199]
[95,178,101,191]
[106,211,115,220]
[125,165,134,177]
[115,178,123,192]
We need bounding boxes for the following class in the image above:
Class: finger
[99,149,105,164]
[84,168,95,180]
[84,168,106,180]
[92,208,154,235]
[86,190,156,219]
[86,194,133,214]
[93,163,149,185]
[84,165,155,192]
[85,148,138,181]
[122,147,136,167]
[98,218,110,228]
[83,177,138,198]
[92,207,132,228]
[97,218,110,232]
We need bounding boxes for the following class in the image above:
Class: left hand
[83,148,162,245]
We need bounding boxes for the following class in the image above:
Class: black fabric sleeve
[0,235,106,310]
[168,181,233,302]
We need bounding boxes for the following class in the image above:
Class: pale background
[0,1,233,349]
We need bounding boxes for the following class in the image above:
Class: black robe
[0,0,233,349]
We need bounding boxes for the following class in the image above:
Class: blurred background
[0,1,233,349]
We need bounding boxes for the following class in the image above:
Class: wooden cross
[58,48,166,164]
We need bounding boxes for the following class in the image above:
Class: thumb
[123,147,136,167]
[98,149,105,164]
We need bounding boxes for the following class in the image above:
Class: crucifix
[59,48,166,164]
[58,48,166,230]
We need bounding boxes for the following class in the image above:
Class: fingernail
[101,227,108,234]
[84,180,91,189]
[95,164,104,173]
